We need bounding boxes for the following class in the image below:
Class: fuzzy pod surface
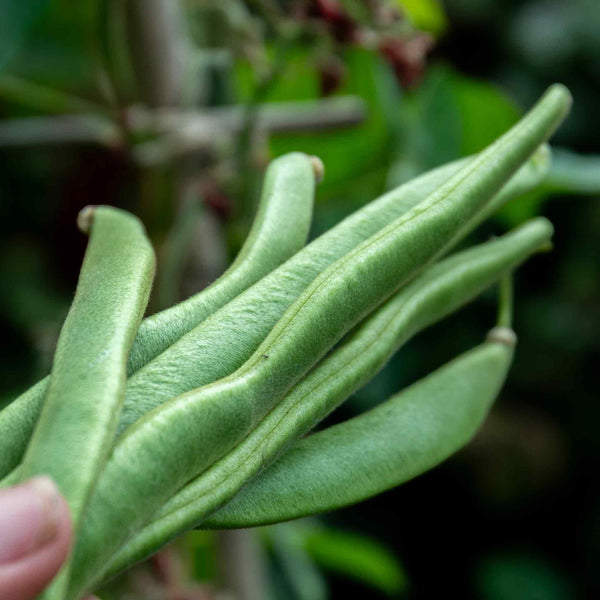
[17,206,155,599]
[127,151,318,372]
[0,151,317,478]
[0,141,550,480]
[203,327,515,527]
[115,140,551,435]
[69,84,569,598]
[105,218,551,575]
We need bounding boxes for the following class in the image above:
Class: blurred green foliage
[396,0,447,34]
[476,552,575,600]
[0,0,49,70]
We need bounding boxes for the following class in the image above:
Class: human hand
[0,477,98,600]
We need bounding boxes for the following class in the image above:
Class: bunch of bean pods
[0,84,572,599]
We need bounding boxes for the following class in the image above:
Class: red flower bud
[379,33,434,88]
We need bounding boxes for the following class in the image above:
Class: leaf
[0,0,48,71]
[452,74,521,156]
[266,524,329,600]
[4,0,99,95]
[302,526,408,596]
[180,530,217,582]
[475,552,576,600]
[0,73,101,114]
[386,64,521,187]
[234,46,394,199]
[546,148,600,194]
[497,148,600,226]
[395,0,448,35]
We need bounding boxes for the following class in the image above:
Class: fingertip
[0,480,73,600]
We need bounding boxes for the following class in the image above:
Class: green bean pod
[127,151,318,372]
[17,206,155,600]
[0,140,547,482]
[115,140,551,436]
[0,379,46,480]
[0,151,317,478]
[103,218,551,577]
[472,142,551,227]
[115,158,470,434]
[0,141,551,480]
[202,325,516,528]
[69,85,568,599]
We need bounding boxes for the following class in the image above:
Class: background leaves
[0,0,49,71]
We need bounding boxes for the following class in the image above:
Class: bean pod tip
[309,155,325,184]
[77,205,97,233]
[547,82,573,107]
[541,83,573,123]
[486,326,517,347]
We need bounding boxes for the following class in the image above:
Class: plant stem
[216,530,269,600]
[125,0,184,107]
[0,97,365,153]
[0,114,120,147]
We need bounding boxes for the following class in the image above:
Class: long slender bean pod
[127,151,318,372]
[0,141,550,476]
[69,85,569,599]
[0,155,460,479]
[104,218,551,576]
[202,324,516,528]
[17,206,155,600]
[0,152,317,478]
[115,140,551,435]
[0,379,47,479]
[115,158,472,434]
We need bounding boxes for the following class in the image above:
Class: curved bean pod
[104,218,551,576]
[0,464,21,488]
[0,379,46,479]
[0,151,459,479]
[115,140,551,435]
[115,158,470,434]
[0,141,551,479]
[127,151,318,372]
[69,84,569,598]
[0,140,548,482]
[202,326,516,528]
[473,142,551,226]
[0,151,317,478]
[17,206,155,599]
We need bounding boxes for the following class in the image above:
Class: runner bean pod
[104,218,551,576]
[0,142,546,488]
[115,139,551,435]
[0,139,548,483]
[203,322,516,528]
[68,84,569,599]
[127,151,319,372]
[17,206,156,599]
[0,151,318,478]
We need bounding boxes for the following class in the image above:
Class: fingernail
[0,476,63,563]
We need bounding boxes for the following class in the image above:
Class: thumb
[0,477,72,600]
